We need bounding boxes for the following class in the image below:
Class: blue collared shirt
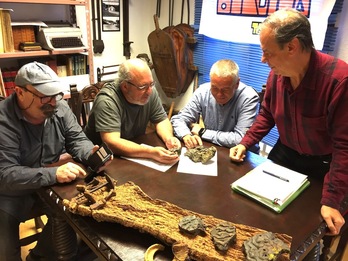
[171,82,259,148]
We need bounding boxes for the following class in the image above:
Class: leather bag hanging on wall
[148,15,197,98]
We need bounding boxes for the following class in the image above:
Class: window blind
[193,0,343,147]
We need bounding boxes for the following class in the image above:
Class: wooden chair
[69,82,104,128]
[20,212,45,246]
[258,84,266,111]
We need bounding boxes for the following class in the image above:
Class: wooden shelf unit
[0,0,86,5]
[0,0,94,83]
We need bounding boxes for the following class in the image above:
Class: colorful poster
[199,0,336,49]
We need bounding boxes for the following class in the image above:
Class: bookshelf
[0,0,94,84]
[0,1,87,6]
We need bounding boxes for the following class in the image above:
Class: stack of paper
[231,161,310,213]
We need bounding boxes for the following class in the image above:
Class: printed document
[232,161,308,206]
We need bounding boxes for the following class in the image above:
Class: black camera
[85,143,113,182]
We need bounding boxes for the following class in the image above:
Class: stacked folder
[231,161,310,213]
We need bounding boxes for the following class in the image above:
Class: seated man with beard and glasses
[84,58,181,165]
[0,61,112,260]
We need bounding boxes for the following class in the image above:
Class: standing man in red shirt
[230,9,347,237]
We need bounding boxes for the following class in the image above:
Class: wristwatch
[198,128,206,137]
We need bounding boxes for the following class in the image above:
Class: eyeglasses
[126,81,155,91]
[21,87,64,104]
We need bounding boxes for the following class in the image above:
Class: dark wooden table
[40,132,330,261]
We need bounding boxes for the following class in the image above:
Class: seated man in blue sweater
[171,59,259,152]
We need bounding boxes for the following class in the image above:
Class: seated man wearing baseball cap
[0,61,111,260]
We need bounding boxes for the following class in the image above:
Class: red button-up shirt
[242,50,348,209]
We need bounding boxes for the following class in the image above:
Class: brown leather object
[63,179,291,261]
[148,15,197,98]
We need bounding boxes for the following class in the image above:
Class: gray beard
[41,104,56,118]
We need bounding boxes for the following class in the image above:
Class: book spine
[1,10,15,53]
[46,59,58,74]
[0,68,6,97]
[5,69,17,96]
[0,11,4,54]
[66,56,73,76]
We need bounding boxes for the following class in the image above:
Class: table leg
[303,242,321,261]
[51,214,78,260]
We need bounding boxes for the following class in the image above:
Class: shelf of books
[0,53,89,97]
[0,1,86,5]
[0,0,94,98]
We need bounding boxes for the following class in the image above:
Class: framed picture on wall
[102,0,120,32]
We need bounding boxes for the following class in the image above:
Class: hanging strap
[96,0,102,40]
[91,0,97,40]
[156,0,161,17]
[187,0,190,24]
[180,0,190,24]
[169,0,175,26]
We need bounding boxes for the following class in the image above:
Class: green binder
[231,161,310,213]
[231,180,310,213]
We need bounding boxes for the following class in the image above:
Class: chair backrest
[97,64,119,82]
[69,82,104,128]
[20,207,45,247]
[68,84,83,125]
[258,84,266,106]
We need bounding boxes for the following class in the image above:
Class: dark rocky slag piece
[178,215,206,236]
[184,145,217,163]
[210,222,237,252]
[243,231,290,261]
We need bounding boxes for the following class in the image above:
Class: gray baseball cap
[15,61,65,96]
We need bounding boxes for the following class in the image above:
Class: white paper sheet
[177,147,218,176]
[121,144,176,172]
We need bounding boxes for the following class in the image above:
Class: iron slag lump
[210,222,237,252]
[184,145,216,163]
[178,215,206,236]
[243,232,290,261]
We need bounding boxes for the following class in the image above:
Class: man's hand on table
[56,162,87,183]
[165,137,182,151]
[229,144,247,162]
[55,145,113,183]
[183,134,202,149]
[150,146,180,165]
[321,205,345,235]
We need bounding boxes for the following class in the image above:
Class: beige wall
[83,0,195,110]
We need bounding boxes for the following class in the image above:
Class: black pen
[262,170,289,182]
